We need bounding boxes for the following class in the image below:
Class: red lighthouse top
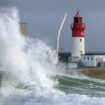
[71,10,85,37]
[74,10,81,18]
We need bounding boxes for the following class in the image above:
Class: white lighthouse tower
[71,10,85,62]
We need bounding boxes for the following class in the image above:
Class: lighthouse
[71,10,85,62]
[58,11,105,68]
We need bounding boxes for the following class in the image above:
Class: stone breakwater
[65,67,105,80]
[79,68,105,79]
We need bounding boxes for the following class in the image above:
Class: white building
[81,53,105,67]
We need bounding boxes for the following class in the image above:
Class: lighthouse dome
[74,10,82,18]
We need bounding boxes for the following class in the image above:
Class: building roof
[85,52,105,55]
[59,52,71,56]
[59,52,105,56]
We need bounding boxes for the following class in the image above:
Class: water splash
[0,7,56,96]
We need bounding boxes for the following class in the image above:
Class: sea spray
[0,7,56,96]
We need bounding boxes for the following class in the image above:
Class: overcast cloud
[0,0,105,52]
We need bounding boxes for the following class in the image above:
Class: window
[91,57,93,60]
[74,17,82,23]
[84,57,85,60]
[80,39,82,42]
[87,57,89,60]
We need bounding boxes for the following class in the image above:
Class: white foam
[0,7,55,95]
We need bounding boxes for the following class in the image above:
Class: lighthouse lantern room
[71,10,85,62]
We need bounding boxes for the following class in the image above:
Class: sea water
[0,7,105,105]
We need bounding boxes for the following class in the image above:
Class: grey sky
[0,0,105,52]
